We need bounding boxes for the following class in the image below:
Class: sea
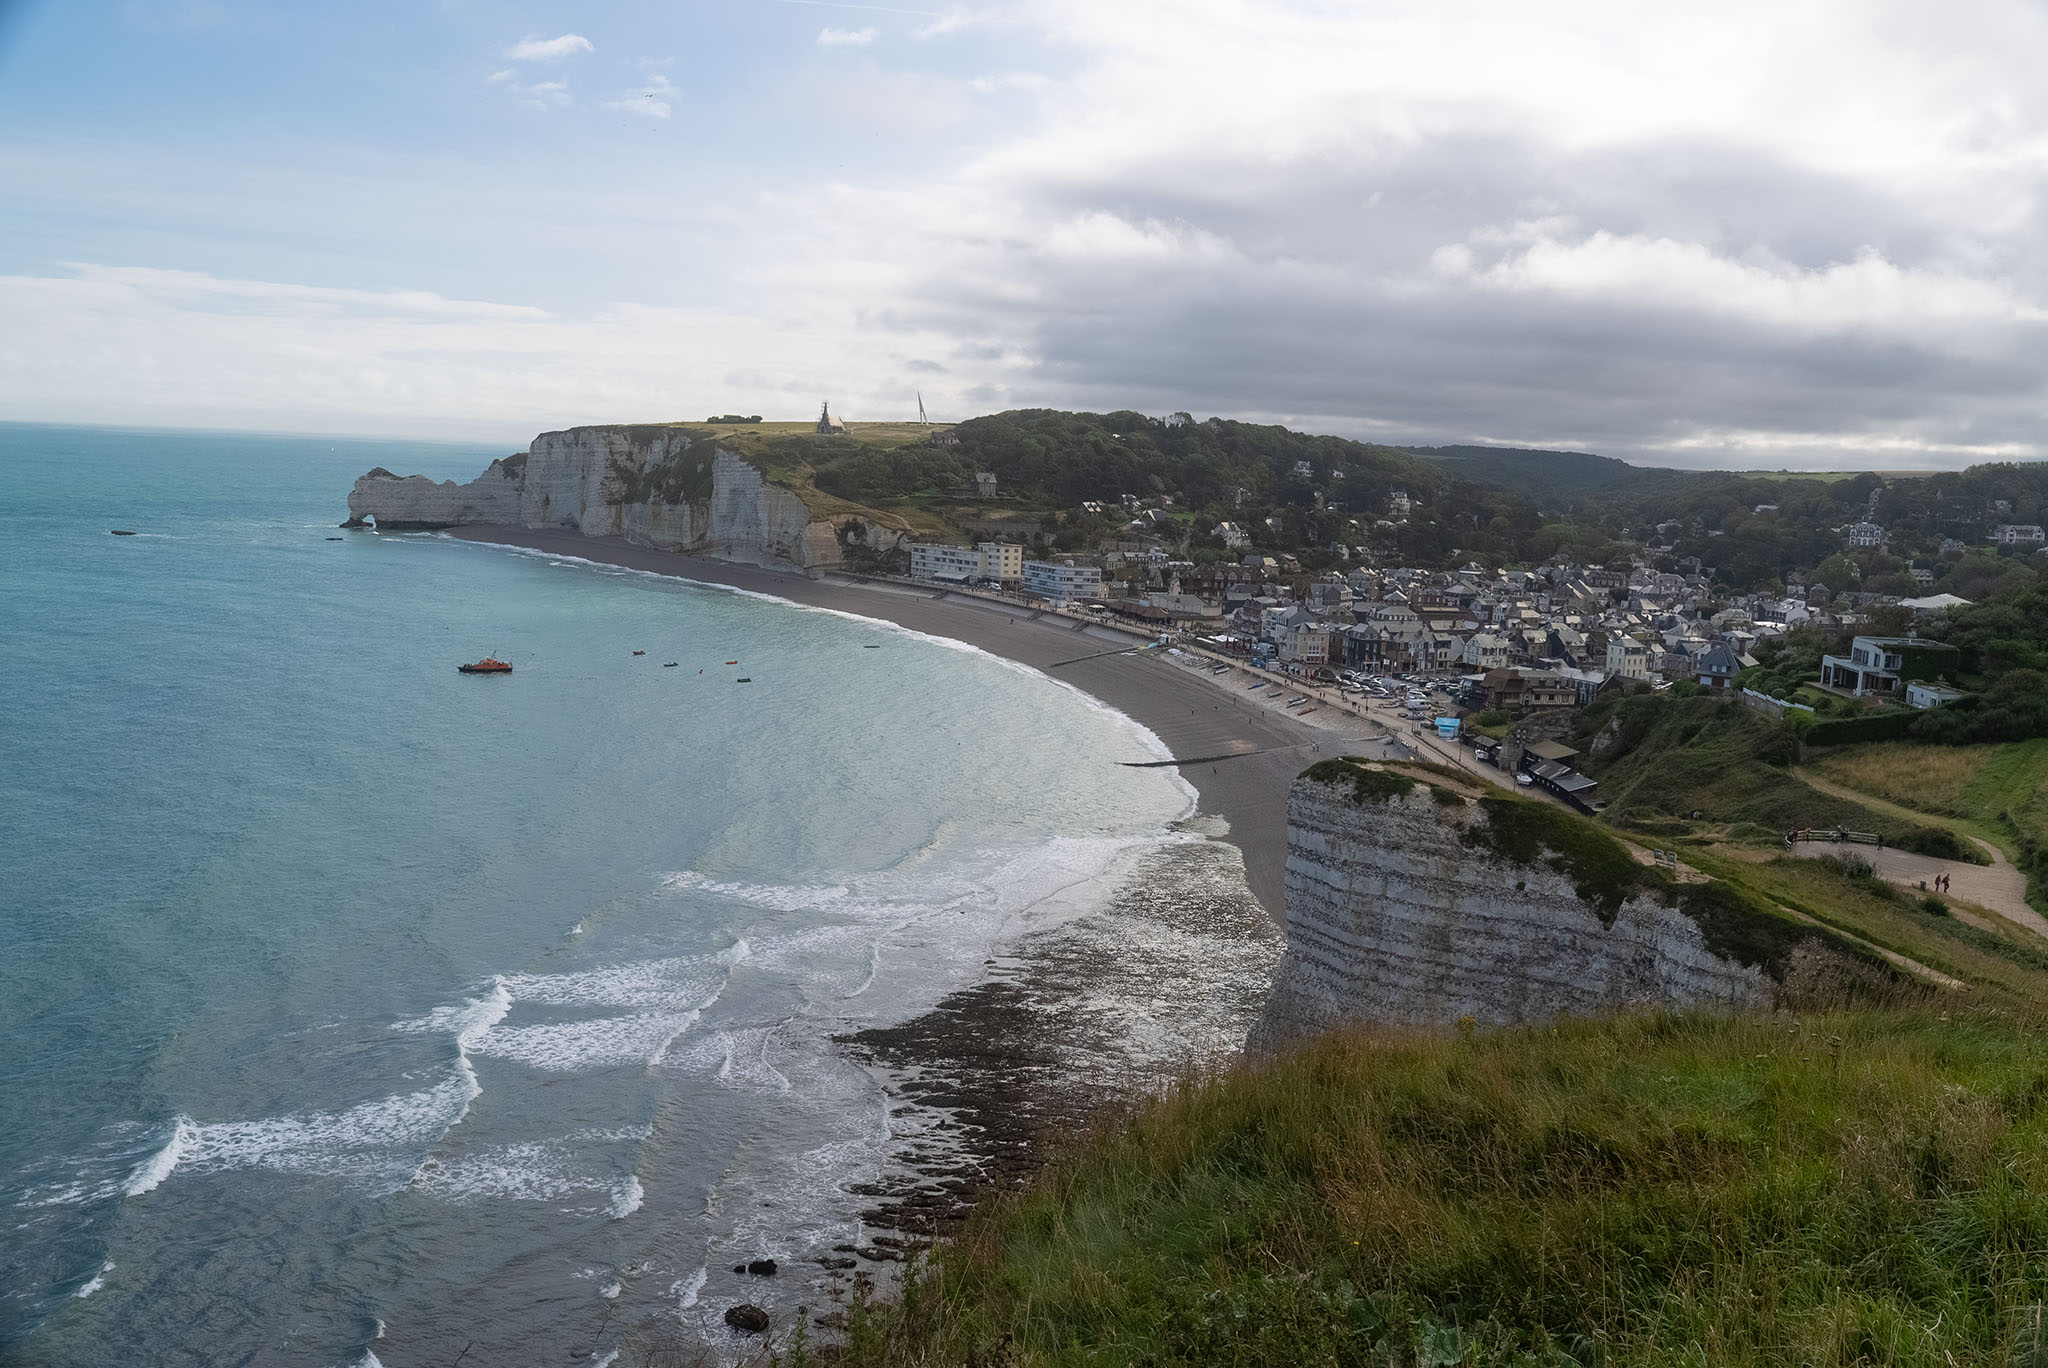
[0,423,1218,1366]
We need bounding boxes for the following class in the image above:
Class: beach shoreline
[443,525,1393,918]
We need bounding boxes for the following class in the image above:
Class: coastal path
[1787,771,2046,939]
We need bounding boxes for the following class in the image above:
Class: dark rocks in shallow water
[724,1303,770,1333]
[817,1256,856,1270]
[732,1258,778,1275]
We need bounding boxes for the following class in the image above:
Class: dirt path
[1785,771,2046,938]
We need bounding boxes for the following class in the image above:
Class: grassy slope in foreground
[828,1010,2048,1368]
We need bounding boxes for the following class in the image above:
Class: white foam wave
[664,873,851,912]
[501,955,730,1010]
[470,1011,700,1072]
[74,1260,113,1298]
[608,1175,643,1219]
[672,1267,707,1310]
[714,1027,791,1093]
[590,1351,619,1368]
[124,1115,198,1196]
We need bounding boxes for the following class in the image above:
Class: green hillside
[824,1007,2048,1368]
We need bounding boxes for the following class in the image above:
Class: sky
[1,0,2044,468]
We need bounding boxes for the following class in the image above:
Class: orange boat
[458,657,513,674]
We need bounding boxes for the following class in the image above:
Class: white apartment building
[1844,521,1886,549]
[1021,560,1103,602]
[909,541,1024,584]
[1991,524,2046,546]
[1606,635,1651,681]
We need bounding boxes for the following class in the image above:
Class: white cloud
[488,73,571,110]
[817,26,878,46]
[506,33,593,62]
[608,75,678,119]
[0,263,962,439]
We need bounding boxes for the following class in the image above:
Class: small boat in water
[457,657,513,674]
[736,677,752,683]
[110,529,136,536]
[633,650,646,656]
[663,662,679,667]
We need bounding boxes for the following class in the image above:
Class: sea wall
[345,425,850,569]
[1252,764,1870,1051]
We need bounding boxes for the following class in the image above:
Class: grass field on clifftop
[817,1009,2048,1368]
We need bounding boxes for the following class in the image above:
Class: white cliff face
[344,461,523,529]
[1253,772,1783,1051]
[344,426,850,569]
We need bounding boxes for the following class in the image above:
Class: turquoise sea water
[0,424,1192,1366]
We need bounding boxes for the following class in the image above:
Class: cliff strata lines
[344,425,873,569]
[1253,761,1887,1050]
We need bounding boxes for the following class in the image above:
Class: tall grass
[825,1010,2048,1368]
[1808,743,1985,818]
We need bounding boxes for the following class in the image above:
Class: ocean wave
[74,1260,113,1299]
[713,1026,791,1093]
[470,1011,702,1072]
[123,1115,199,1196]
[500,951,736,1010]
[408,1136,644,1213]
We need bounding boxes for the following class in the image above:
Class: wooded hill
[682,409,2048,595]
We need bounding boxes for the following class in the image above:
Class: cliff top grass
[819,1006,2048,1368]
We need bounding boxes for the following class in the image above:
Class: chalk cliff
[1253,761,1885,1050]
[344,425,871,569]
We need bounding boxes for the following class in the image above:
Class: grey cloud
[895,127,2048,469]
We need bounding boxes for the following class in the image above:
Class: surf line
[1118,742,1320,769]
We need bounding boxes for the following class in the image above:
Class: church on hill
[815,402,846,435]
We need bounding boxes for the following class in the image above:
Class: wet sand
[446,526,1391,919]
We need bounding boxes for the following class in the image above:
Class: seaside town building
[1818,636,1961,700]
[1022,559,1105,602]
[909,541,1024,585]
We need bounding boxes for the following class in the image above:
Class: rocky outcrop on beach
[344,425,870,568]
[1252,761,1887,1050]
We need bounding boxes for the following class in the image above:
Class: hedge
[1803,711,1918,747]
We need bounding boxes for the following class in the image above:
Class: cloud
[19,0,2048,471]
[506,33,592,61]
[0,263,964,439]
[607,74,678,119]
[817,26,878,46]
[487,70,572,109]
